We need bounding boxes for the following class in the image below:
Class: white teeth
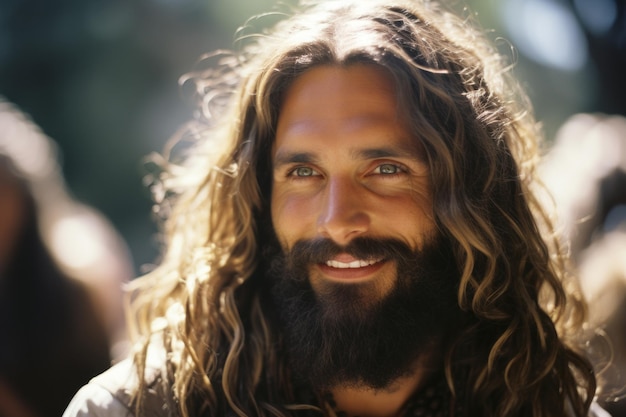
[325,259,381,269]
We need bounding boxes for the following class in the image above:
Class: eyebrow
[273,151,317,168]
[272,144,420,169]
[357,146,415,159]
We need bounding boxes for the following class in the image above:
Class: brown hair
[127,1,596,416]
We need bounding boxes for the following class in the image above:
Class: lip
[316,257,387,282]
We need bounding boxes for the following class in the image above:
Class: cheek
[271,193,316,242]
[376,193,435,247]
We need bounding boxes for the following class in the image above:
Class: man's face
[271,64,436,304]
[268,65,460,390]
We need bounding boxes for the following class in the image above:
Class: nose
[317,176,370,246]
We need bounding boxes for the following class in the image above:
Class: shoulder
[63,343,176,417]
[62,360,135,417]
[61,387,130,417]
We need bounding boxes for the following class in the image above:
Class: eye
[289,166,320,177]
[373,163,403,175]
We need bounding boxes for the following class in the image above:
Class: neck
[327,355,441,417]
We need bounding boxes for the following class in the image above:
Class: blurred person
[540,114,626,259]
[0,97,132,417]
[64,0,614,416]
[541,113,626,416]
[578,227,626,417]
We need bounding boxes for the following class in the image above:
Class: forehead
[275,65,410,146]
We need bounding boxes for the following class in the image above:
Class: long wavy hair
[127,1,597,416]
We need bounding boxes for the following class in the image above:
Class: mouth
[316,255,387,282]
[324,258,383,269]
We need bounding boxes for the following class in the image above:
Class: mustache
[284,237,416,270]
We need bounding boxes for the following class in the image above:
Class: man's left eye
[374,163,401,175]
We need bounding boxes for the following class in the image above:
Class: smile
[325,258,383,269]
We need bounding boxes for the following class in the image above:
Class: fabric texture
[63,343,174,417]
[62,383,132,417]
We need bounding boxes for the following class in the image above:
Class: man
[63,0,610,416]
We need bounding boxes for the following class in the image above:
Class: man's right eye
[289,166,318,177]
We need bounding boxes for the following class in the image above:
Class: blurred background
[0,0,290,273]
[0,0,625,413]
[1,0,624,273]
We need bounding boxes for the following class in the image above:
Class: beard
[266,234,462,392]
